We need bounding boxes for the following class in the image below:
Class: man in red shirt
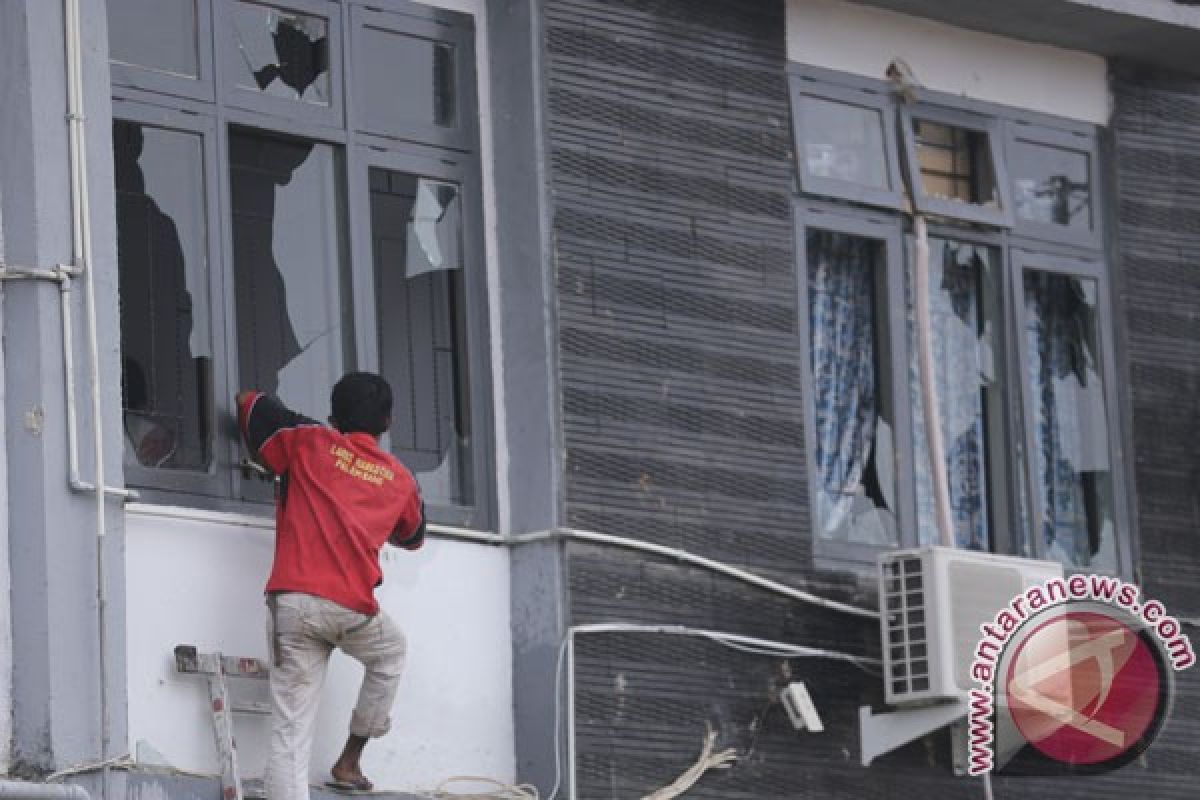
[238,372,425,800]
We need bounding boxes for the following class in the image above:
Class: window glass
[796,96,890,191]
[908,238,1002,551]
[230,131,348,420]
[1012,140,1092,231]
[114,120,213,470]
[1023,271,1116,571]
[108,0,200,79]
[369,167,473,508]
[356,25,457,137]
[807,230,898,546]
[228,2,330,106]
[913,120,1000,210]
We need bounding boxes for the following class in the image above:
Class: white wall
[787,0,1111,125]
[125,508,514,793]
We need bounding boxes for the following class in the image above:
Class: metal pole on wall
[912,214,956,548]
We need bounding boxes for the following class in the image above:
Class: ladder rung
[231,701,271,715]
[175,645,269,679]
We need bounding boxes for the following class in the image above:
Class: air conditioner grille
[882,555,930,695]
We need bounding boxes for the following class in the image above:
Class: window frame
[111,97,231,500]
[795,200,916,568]
[108,0,217,103]
[907,222,1020,557]
[110,0,496,529]
[1009,247,1132,576]
[788,67,1134,579]
[900,103,1014,228]
[214,0,346,129]
[1004,119,1104,250]
[788,66,908,212]
[220,123,355,505]
[346,144,494,529]
[349,2,478,153]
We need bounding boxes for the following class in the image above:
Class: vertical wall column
[486,0,569,792]
[0,0,127,776]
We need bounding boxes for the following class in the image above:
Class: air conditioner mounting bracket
[859,698,968,767]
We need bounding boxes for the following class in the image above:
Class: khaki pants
[264,592,407,800]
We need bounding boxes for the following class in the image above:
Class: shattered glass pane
[230,131,348,424]
[108,0,200,79]
[114,120,212,470]
[807,230,898,546]
[1012,140,1092,230]
[798,96,890,191]
[908,239,1003,551]
[1023,271,1116,571]
[369,168,473,507]
[230,2,330,106]
[357,25,457,137]
[913,119,1000,209]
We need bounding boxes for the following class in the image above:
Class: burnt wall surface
[544,0,1200,796]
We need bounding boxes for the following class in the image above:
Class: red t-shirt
[239,392,424,615]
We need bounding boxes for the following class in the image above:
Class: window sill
[124,501,504,545]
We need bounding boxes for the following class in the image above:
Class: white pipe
[912,216,955,548]
[568,623,881,666]
[0,267,73,282]
[0,267,133,501]
[566,630,577,800]
[63,0,112,775]
[511,528,879,619]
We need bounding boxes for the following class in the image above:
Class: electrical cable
[545,624,881,800]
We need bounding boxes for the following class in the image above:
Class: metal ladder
[175,644,271,800]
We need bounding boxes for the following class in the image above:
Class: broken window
[902,108,1011,226]
[913,121,997,207]
[369,168,474,508]
[1021,270,1116,571]
[109,2,489,521]
[806,228,899,547]
[789,70,1128,575]
[907,239,1006,552]
[114,119,213,472]
[230,130,350,428]
[228,1,330,105]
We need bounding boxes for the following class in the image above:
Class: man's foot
[330,733,372,792]
[325,775,373,793]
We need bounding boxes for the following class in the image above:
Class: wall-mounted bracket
[859,699,968,766]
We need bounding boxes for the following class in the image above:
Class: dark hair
[331,372,393,435]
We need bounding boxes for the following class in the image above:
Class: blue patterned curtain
[1023,272,1115,570]
[808,231,879,540]
[910,239,991,551]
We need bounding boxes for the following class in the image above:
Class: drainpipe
[63,0,114,783]
[0,781,89,800]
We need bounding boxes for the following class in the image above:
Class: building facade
[0,0,1198,798]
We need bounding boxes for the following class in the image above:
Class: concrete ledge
[113,770,429,800]
[844,0,1200,75]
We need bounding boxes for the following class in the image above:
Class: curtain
[808,231,880,540]
[910,240,991,551]
[1024,272,1114,570]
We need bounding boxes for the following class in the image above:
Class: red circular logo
[1004,611,1166,768]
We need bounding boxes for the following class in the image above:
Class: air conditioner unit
[879,546,1062,707]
